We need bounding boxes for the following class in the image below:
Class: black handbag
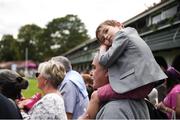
[145,99,168,119]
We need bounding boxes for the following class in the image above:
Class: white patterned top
[23,93,67,120]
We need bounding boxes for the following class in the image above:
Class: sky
[0,0,161,39]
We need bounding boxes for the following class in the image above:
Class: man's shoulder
[101,99,145,109]
[98,100,127,114]
[59,79,78,95]
[60,79,77,90]
[96,99,149,119]
[96,100,126,119]
[102,100,126,108]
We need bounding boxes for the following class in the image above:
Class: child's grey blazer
[99,27,167,94]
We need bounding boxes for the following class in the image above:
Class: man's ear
[104,69,108,78]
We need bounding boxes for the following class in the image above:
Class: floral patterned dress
[23,93,67,120]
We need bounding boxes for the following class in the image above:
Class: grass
[22,78,42,98]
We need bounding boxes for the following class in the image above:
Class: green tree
[0,34,21,61]
[1,14,90,62]
[46,14,90,55]
[38,28,54,61]
[17,24,44,61]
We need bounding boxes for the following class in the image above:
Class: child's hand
[103,39,112,48]
[100,44,108,51]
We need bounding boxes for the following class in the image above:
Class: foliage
[17,24,44,61]
[0,34,21,61]
[0,14,90,62]
[45,14,90,56]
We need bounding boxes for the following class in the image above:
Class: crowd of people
[0,19,179,119]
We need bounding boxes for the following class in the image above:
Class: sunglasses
[35,72,40,78]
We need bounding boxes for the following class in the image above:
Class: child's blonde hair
[96,20,123,43]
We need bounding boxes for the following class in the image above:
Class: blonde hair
[38,61,66,88]
[96,20,123,43]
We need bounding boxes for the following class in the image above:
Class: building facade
[63,0,180,72]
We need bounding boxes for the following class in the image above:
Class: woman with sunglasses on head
[18,61,67,120]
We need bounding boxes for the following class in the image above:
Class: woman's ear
[43,79,48,85]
